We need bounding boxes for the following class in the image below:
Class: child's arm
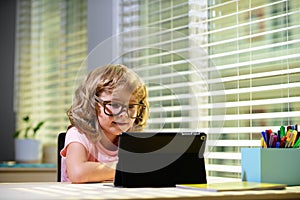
[65,142,115,183]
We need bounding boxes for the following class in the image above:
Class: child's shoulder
[66,126,88,140]
[67,126,79,134]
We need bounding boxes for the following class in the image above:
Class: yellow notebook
[176,182,287,192]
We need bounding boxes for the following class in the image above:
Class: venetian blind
[204,0,300,178]
[15,0,87,143]
[118,0,300,179]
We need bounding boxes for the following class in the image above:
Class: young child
[60,64,149,183]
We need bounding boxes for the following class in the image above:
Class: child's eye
[128,104,135,109]
[110,103,123,109]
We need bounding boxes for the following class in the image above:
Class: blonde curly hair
[67,64,149,142]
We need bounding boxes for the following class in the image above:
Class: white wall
[87,0,119,71]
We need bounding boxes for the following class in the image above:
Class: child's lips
[113,121,128,126]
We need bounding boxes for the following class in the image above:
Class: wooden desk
[0,182,299,200]
[0,163,56,182]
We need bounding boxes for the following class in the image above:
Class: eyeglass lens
[104,102,142,118]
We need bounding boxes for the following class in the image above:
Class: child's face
[97,91,138,137]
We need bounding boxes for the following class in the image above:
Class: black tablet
[114,132,207,187]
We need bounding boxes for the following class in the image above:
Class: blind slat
[15,0,87,143]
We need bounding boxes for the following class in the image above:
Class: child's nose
[118,107,129,117]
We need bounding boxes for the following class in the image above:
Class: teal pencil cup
[241,148,300,186]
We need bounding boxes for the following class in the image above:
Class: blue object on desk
[0,163,56,168]
[241,148,300,186]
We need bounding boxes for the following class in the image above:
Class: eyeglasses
[95,97,145,119]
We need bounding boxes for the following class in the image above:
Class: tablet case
[114,132,207,187]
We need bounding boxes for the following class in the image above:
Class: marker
[277,130,281,143]
[266,129,272,146]
[269,134,274,148]
[280,136,287,148]
[260,137,266,148]
[293,135,300,148]
[285,137,291,148]
[280,126,285,138]
[261,131,268,147]
[295,131,300,146]
[287,125,292,132]
[291,130,297,147]
[273,135,278,148]
[286,130,291,140]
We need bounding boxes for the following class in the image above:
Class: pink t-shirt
[60,127,118,182]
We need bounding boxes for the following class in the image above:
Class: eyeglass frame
[95,96,146,119]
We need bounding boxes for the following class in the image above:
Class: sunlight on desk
[0,181,299,200]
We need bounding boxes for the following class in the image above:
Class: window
[15,0,87,143]
[119,0,300,179]
[15,0,300,179]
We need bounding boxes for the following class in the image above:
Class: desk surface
[0,164,56,182]
[0,182,299,200]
